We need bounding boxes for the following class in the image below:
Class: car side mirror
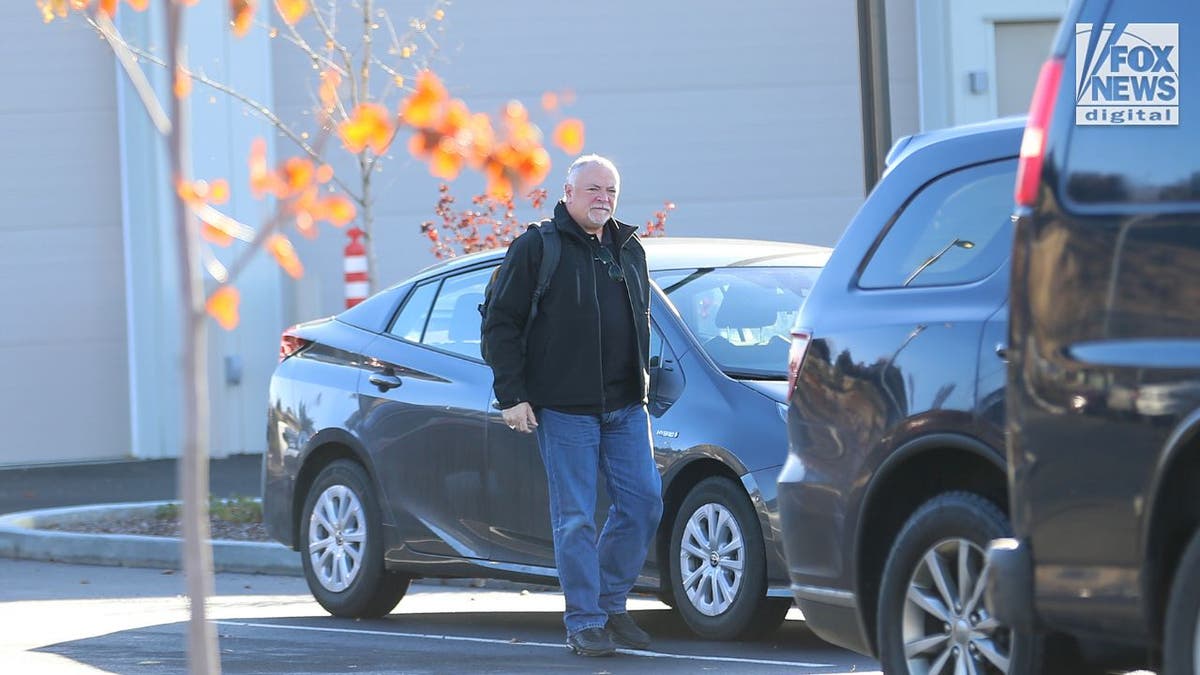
[649,357,684,417]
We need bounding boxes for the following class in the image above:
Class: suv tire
[1163,528,1200,675]
[300,459,410,618]
[877,491,1034,674]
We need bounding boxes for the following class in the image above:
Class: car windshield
[651,266,821,379]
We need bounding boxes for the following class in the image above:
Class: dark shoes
[566,613,652,656]
[605,612,652,650]
[566,627,615,657]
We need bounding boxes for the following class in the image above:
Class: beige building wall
[0,5,130,466]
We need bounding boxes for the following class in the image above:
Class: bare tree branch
[89,13,171,136]
[103,37,359,200]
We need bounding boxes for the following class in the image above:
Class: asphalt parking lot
[1,558,881,674]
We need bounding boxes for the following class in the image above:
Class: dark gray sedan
[263,237,829,640]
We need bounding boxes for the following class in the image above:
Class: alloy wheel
[307,484,367,592]
[1193,607,1200,675]
[901,537,1011,674]
[678,502,745,616]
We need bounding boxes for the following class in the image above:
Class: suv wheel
[300,459,410,618]
[1163,528,1200,675]
[668,476,790,639]
[877,491,1034,674]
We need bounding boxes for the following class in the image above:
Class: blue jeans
[535,403,664,637]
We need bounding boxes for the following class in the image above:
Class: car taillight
[279,331,311,361]
[786,330,812,399]
[1015,57,1064,208]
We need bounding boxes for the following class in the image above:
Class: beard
[586,207,611,226]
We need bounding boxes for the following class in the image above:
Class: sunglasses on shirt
[594,246,624,283]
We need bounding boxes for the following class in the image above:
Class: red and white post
[344,227,369,308]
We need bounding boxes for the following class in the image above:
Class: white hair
[564,154,620,192]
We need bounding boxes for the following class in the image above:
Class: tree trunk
[166,5,219,674]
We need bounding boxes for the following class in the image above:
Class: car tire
[668,476,789,640]
[300,459,410,618]
[1163,528,1200,675]
[877,491,1035,674]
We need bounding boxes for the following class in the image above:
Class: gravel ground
[43,516,271,542]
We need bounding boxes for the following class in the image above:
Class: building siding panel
[0,7,128,465]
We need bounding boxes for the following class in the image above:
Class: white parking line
[215,620,880,672]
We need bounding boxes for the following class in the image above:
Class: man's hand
[502,402,538,434]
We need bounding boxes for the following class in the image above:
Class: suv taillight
[279,331,311,361]
[786,330,812,399]
[1015,57,1065,208]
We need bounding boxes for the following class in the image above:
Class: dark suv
[777,118,1025,673]
[987,0,1199,672]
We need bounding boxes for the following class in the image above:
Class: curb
[0,502,556,593]
[0,501,302,576]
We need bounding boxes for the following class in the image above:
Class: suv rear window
[859,159,1017,289]
[1062,4,1197,206]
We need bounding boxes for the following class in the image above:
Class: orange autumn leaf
[429,139,463,180]
[127,0,149,9]
[516,147,552,186]
[173,66,192,99]
[553,118,585,155]
[338,103,393,154]
[294,209,316,239]
[248,138,276,197]
[276,0,307,25]
[99,0,117,17]
[465,113,496,163]
[399,70,448,128]
[320,194,356,226]
[209,179,230,205]
[315,164,333,184]
[231,0,255,37]
[484,162,513,200]
[282,157,314,195]
[35,2,60,23]
[202,222,234,247]
[318,69,342,115]
[267,234,304,279]
[206,286,240,330]
[176,179,204,206]
[408,131,433,159]
[541,92,559,112]
[438,99,470,138]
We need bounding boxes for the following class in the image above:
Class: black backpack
[479,219,561,361]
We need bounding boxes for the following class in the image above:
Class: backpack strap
[524,219,559,343]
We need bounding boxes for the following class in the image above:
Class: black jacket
[482,202,651,411]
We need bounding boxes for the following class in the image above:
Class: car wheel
[300,459,410,618]
[877,491,1035,674]
[1163,528,1200,675]
[668,476,790,640]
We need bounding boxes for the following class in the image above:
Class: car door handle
[994,343,1008,361]
[368,373,402,391]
